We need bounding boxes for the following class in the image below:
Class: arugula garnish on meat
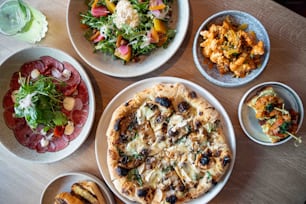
[14,74,68,131]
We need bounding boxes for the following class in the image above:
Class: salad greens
[80,0,176,63]
[14,74,67,131]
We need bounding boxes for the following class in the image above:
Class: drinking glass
[0,0,48,43]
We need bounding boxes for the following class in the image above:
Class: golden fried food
[199,16,265,77]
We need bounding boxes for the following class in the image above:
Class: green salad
[80,0,176,63]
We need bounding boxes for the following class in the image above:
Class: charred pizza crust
[106,83,232,203]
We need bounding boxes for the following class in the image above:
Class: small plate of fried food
[238,82,304,146]
[193,10,270,87]
[40,171,115,204]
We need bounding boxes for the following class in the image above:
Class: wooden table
[1,0,306,203]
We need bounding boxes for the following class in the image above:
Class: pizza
[106,83,232,203]
[247,86,299,143]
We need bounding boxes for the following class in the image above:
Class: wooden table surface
[1,0,306,203]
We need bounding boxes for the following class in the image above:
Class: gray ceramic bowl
[193,10,270,87]
[0,47,95,163]
[238,82,304,146]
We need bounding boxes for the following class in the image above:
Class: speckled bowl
[193,10,270,87]
[0,47,95,163]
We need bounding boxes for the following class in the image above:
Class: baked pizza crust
[106,83,232,203]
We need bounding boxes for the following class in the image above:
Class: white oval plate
[95,76,236,203]
[193,10,270,87]
[40,171,115,204]
[67,0,190,78]
[0,47,95,163]
[238,81,304,146]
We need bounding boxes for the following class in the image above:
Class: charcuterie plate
[0,47,95,163]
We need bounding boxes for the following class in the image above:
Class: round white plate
[67,0,190,78]
[193,10,270,87]
[95,76,236,203]
[40,171,115,204]
[238,81,304,146]
[0,47,95,163]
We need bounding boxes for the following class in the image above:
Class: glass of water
[0,0,48,43]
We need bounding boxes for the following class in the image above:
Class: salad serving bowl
[67,0,190,78]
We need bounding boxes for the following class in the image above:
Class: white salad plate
[40,171,115,204]
[67,0,190,78]
[0,47,95,163]
[238,81,304,146]
[193,10,270,87]
[95,76,236,203]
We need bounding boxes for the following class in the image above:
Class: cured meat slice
[72,109,88,128]
[77,80,89,105]
[40,56,64,72]
[2,89,14,109]
[13,125,33,146]
[27,134,43,150]
[9,72,22,90]
[3,107,26,130]
[48,135,69,152]
[74,98,83,110]
[36,143,49,153]
[62,62,81,96]
[20,60,45,76]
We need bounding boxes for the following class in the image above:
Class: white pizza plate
[40,171,115,204]
[238,81,304,146]
[193,10,270,87]
[95,76,236,203]
[0,47,95,163]
[67,0,190,78]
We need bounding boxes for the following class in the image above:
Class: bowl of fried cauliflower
[193,10,270,87]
